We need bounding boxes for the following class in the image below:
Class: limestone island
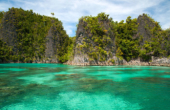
[0,8,170,66]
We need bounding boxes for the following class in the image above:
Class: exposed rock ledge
[32,58,58,63]
[64,55,122,66]
[1,56,170,67]
[65,56,170,67]
[0,58,58,64]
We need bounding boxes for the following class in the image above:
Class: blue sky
[0,0,170,37]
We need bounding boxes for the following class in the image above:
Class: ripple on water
[0,68,27,72]
[1,64,170,110]
[2,92,142,110]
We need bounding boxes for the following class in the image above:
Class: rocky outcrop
[0,8,69,63]
[66,13,170,66]
[66,56,170,66]
[68,13,116,65]
[150,57,170,66]
[124,57,170,66]
[135,14,156,46]
[66,55,117,66]
[75,17,115,53]
[1,9,169,66]
[167,31,170,55]
[44,25,58,63]
[0,9,18,52]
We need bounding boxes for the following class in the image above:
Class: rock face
[1,9,169,66]
[150,57,170,66]
[66,56,170,66]
[76,17,116,52]
[123,57,170,67]
[44,25,58,63]
[167,31,170,55]
[136,14,170,57]
[66,13,116,65]
[0,8,69,63]
[0,9,18,52]
[66,13,170,66]
[136,14,156,46]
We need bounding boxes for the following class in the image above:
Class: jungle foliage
[115,14,170,61]
[77,13,170,62]
[114,16,139,61]
[0,40,13,62]
[0,7,70,63]
[138,14,170,61]
[0,8,170,63]
[76,13,114,62]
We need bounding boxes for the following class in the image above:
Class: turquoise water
[0,63,170,110]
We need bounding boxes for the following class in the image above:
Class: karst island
[0,6,170,110]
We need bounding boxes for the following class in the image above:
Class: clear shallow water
[0,63,170,110]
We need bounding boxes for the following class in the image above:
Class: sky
[0,0,170,37]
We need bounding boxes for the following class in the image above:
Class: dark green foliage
[77,13,114,62]
[77,13,170,62]
[98,12,109,20]
[88,52,98,61]
[58,36,73,63]
[139,49,151,61]
[0,40,13,62]
[115,14,170,61]
[82,15,104,36]
[140,14,169,59]
[115,16,139,61]
[110,59,115,64]
[0,7,70,63]
[10,8,53,61]
[1,9,170,63]
[163,29,170,55]
[0,11,4,23]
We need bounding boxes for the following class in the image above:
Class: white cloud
[0,0,170,36]
[0,2,12,11]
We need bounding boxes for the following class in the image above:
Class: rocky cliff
[137,14,170,58]
[0,8,169,66]
[0,8,70,63]
[66,13,117,65]
[136,14,156,46]
[0,9,17,52]
[66,13,170,66]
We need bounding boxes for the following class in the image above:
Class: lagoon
[0,63,170,110]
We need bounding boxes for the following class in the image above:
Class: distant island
[0,7,170,66]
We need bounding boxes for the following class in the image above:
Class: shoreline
[1,57,170,67]
[64,56,170,67]
[0,63,170,67]
[64,62,170,67]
